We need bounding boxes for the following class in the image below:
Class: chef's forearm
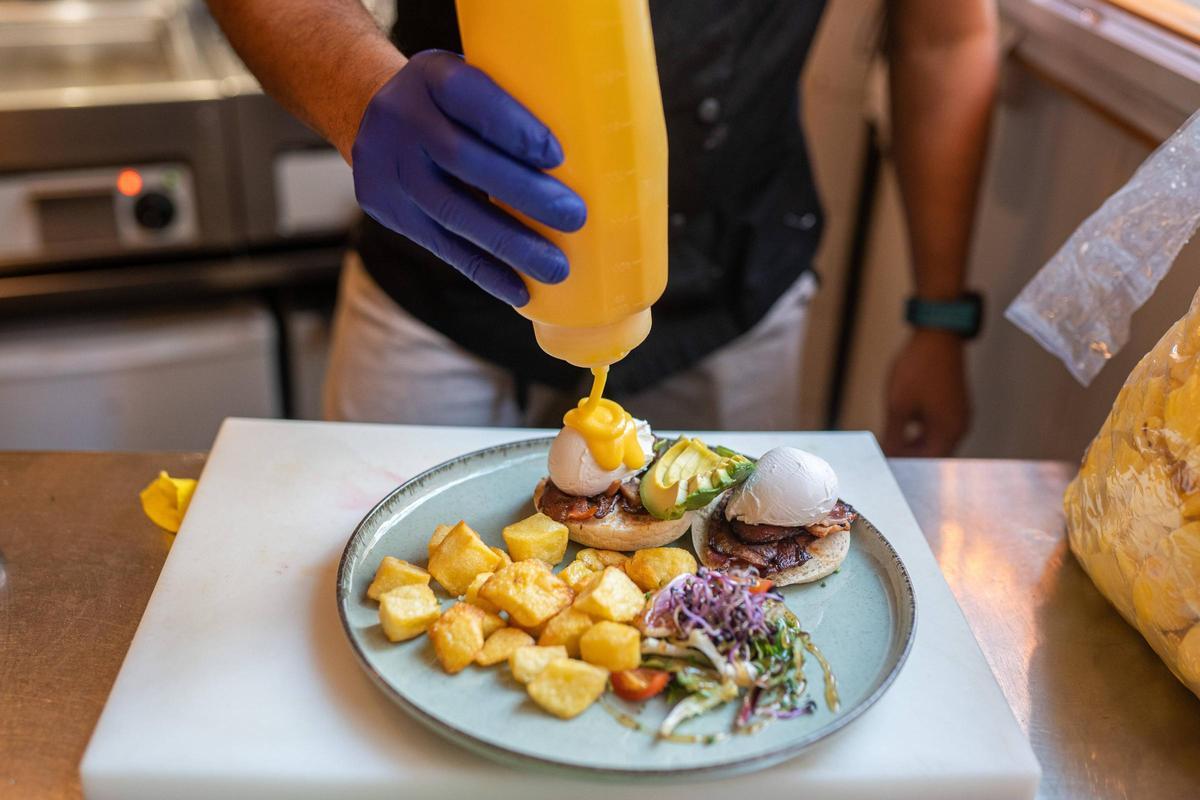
[886,0,998,301]
[205,0,406,161]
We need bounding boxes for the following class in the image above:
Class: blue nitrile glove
[351,50,586,306]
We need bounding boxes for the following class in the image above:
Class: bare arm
[887,0,998,301]
[205,0,406,161]
[880,0,998,456]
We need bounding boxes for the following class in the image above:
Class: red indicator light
[117,169,143,197]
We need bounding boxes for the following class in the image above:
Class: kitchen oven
[0,0,369,448]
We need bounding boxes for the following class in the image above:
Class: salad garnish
[623,567,835,740]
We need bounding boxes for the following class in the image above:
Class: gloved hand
[351,50,586,306]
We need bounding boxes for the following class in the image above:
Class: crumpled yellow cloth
[139,471,197,533]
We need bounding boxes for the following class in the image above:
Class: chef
[205,0,997,456]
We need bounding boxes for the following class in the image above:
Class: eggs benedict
[693,447,858,586]
[534,368,697,550]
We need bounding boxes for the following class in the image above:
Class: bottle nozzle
[531,310,652,368]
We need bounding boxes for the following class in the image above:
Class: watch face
[905,294,983,338]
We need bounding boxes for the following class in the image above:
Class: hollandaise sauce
[562,367,645,471]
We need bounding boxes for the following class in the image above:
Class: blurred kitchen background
[2,0,1200,459]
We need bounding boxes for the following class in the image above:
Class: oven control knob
[134,192,176,230]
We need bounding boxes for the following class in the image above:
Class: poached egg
[726,446,838,527]
[548,418,654,497]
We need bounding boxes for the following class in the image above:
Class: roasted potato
[481,610,506,638]
[573,566,645,622]
[537,607,594,657]
[429,602,489,674]
[576,548,628,571]
[509,644,568,684]
[476,627,534,666]
[491,547,513,568]
[428,523,454,558]
[579,621,641,671]
[503,513,569,565]
[480,560,573,627]
[464,571,501,614]
[513,618,548,639]
[624,547,697,592]
[557,559,598,593]
[378,584,441,643]
[367,556,431,601]
[526,658,609,719]
[427,521,503,596]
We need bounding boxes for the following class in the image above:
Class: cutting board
[81,419,1040,799]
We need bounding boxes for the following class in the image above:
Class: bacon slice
[705,497,814,572]
[539,481,597,521]
[704,496,858,576]
[539,479,651,523]
[807,501,858,538]
[618,478,645,514]
[729,500,858,542]
[707,521,813,572]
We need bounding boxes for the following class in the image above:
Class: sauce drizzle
[562,366,645,471]
[599,698,731,745]
[799,632,840,712]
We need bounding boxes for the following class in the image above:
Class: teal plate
[337,437,915,780]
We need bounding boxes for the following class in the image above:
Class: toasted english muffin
[533,478,694,551]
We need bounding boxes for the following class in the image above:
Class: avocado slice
[640,437,755,520]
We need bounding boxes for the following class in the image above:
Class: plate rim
[336,436,917,781]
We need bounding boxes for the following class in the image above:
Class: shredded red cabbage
[642,567,783,664]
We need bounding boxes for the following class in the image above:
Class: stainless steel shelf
[0,245,343,316]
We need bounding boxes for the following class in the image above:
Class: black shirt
[355,0,827,397]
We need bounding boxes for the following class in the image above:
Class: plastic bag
[1006,109,1200,386]
[1064,288,1200,698]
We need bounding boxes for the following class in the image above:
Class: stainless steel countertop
[892,458,1200,799]
[0,453,1197,798]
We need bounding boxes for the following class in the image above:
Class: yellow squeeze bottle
[455,0,668,370]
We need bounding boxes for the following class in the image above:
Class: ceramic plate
[337,437,915,780]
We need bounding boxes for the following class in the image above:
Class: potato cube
[427,521,503,596]
[476,627,534,666]
[465,571,501,614]
[624,547,698,592]
[509,644,568,684]
[513,618,548,639]
[378,584,441,643]
[573,566,645,622]
[367,557,431,601]
[480,560,573,627]
[480,609,506,638]
[429,603,488,674]
[537,607,594,657]
[527,658,609,719]
[491,547,513,568]
[579,621,641,671]
[576,549,628,571]
[428,523,454,557]
[558,560,598,593]
[503,513,569,564]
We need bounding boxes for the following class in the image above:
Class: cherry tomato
[749,578,774,594]
[611,669,670,702]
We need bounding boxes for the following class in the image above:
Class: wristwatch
[904,292,984,339]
